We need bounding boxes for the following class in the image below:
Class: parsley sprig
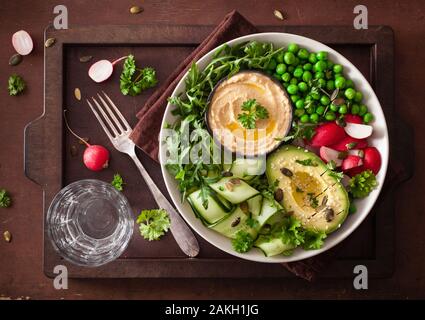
[120,54,157,96]
[8,75,25,96]
[111,173,124,191]
[237,99,269,129]
[136,209,171,241]
[0,189,12,208]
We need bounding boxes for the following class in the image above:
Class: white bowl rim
[158,32,389,263]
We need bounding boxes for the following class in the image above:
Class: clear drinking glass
[47,179,134,267]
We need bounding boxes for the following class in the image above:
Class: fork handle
[129,153,200,257]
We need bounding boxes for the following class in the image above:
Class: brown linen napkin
[130,10,336,281]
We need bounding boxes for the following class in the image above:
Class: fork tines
[86,92,132,139]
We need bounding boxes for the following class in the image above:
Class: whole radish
[64,111,110,171]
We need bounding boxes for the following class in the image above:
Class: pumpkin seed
[325,208,335,222]
[274,188,284,202]
[45,38,56,48]
[79,55,93,63]
[3,231,11,243]
[130,6,143,14]
[222,171,233,177]
[231,217,241,227]
[240,201,249,214]
[321,195,328,207]
[333,97,345,106]
[74,88,81,101]
[70,145,78,157]
[78,137,89,145]
[330,88,339,101]
[280,167,293,177]
[9,53,23,66]
[274,9,285,20]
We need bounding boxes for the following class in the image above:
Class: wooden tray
[24,24,413,278]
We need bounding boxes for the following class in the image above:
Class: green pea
[339,104,348,114]
[316,51,328,61]
[333,64,343,73]
[314,61,327,72]
[363,112,374,123]
[326,80,335,91]
[281,72,291,82]
[288,65,295,73]
[335,77,346,89]
[298,48,309,60]
[344,88,356,100]
[298,82,308,92]
[310,113,319,123]
[345,79,354,88]
[291,95,300,103]
[311,92,320,100]
[295,99,305,109]
[287,84,298,95]
[308,53,317,64]
[267,59,277,70]
[293,67,304,78]
[293,57,300,66]
[288,43,299,54]
[300,114,310,123]
[284,52,296,65]
[276,63,287,75]
[359,104,368,116]
[315,71,325,79]
[304,95,313,103]
[334,73,343,79]
[303,63,312,71]
[327,60,334,69]
[302,71,313,82]
[318,79,327,88]
[290,78,298,85]
[354,91,363,102]
[320,95,330,105]
[316,105,325,115]
[325,111,336,121]
[351,104,360,115]
[276,52,285,63]
[295,109,305,117]
[330,103,339,112]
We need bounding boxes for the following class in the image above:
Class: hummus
[207,71,292,156]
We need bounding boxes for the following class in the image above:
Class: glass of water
[47,179,134,267]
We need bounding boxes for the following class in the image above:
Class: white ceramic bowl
[159,33,389,263]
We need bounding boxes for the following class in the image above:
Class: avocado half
[266,145,349,234]
[205,70,294,157]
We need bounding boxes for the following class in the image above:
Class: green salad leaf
[349,170,378,198]
[0,189,12,208]
[8,75,25,96]
[232,230,254,253]
[302,230,327,250]
[136,209,170,241]
[120,54,157,96]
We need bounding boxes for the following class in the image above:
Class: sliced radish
[344,122,373,139]
[362,147,381,175]
[329,136,368,152]
[319,146,342,167]
[12,30,33,55]
[88,56,127,83]
[309,122,346,147]
[342,155,363,171]
[344,114,363,124]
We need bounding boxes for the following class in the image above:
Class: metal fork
[87,92,200,257]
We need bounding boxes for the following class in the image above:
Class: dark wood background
[0,0,422,299]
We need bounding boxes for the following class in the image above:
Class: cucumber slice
[215,193,234,212]
[210,206,256,239]
[229,158,266,181]
[256,197,282,229]
[187,189,230,225]
[254,235,295,257]
[210,177,259,204]
[247,194,263,218]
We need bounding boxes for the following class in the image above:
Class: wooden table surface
[0,0,423,300]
